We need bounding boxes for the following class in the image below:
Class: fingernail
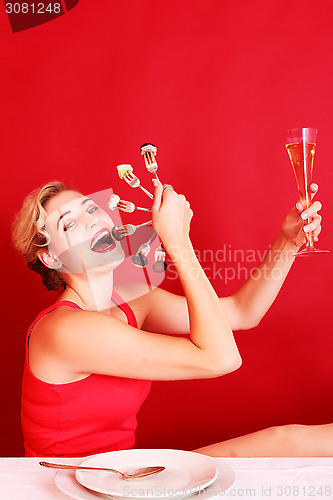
[304,226,310,232]
[314,236,319,241]
[301,212,308,220]
[296,203,303,211]
[152,179,158,187]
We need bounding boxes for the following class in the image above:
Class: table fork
[39,461,165,479]
[131,231,157,267]
[123,172,154,200]
[136,231,157,257]
[116,220,153,238]
[140,143,160,181]
[118,200,152,213]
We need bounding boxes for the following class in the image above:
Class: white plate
[75,449,218,498]
[55,457,235,500]
[69,449,217,500]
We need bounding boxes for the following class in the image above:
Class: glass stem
[306,216,314,248]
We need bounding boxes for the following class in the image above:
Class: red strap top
[22,290,151,457]
[26,290,138,336]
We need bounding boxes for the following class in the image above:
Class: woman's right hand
[151,180,193,253]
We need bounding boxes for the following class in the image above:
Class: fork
[140,143,160,181]
[116,220,153,238]
[136,231,157,256]
[118,200,152,213]
[131,231,157,268]
[123,172,154,200]
[155,243,166,262]
[39,461,165,479]
[153,244,168,273]
[111,225,126,241]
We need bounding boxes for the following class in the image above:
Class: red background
[1,0,332,456]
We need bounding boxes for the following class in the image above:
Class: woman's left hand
[280,183,322,249]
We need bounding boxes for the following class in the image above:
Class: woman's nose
[81,211,98,228]
[88,216,98,229]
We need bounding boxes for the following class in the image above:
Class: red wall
[1,0,332,456]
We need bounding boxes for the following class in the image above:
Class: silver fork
[117,220,153,238]
[131,231,157,268]
[153,244,168,273]
[118,200,152,213]
[123,172,154,200]
[136,231,157,256]
[140,143,160,181]
[39,461,165,479]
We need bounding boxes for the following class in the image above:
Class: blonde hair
[12,181,76,291]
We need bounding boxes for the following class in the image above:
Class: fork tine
[124,172,141,188]
[122,224,134,236]
[118,200,128,207]
[124,172,135,181]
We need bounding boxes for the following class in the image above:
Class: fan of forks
[110,143,167,271]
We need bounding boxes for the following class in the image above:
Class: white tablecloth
[1,457,333,500]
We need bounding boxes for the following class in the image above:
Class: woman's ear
[37,250,62,270]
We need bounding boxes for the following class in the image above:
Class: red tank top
[21,291,152,457]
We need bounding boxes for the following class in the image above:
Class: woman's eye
[88,206,98,214]
[63,221,76,231]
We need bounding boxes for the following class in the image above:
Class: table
[1,457,333,500]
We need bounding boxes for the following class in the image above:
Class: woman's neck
[60,270,115,312]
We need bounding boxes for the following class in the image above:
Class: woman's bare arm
[30,183,241,382]
[144,184,323,333]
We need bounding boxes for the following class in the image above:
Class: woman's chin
[58,246,126,277]
[92,247,125,272]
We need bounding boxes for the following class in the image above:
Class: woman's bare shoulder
[31,303,83,337]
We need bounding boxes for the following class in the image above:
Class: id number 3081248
[5,3,62,14]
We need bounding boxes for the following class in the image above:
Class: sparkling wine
[283,127,328,255]
[286,142,316,208]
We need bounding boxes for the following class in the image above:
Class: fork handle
[39,461,124,477]
[136,220,153,228]
[136,207,152,212]
[138,186,154,199]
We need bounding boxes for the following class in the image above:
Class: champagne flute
[283,127,329,256]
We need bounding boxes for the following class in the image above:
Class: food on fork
[153,260,167,273]
[141,143,158,174]
[111,226,126,241]
[117,164,133,179]
[140,143,157,157]
[131,253,149,268]
[107,194,120,211]
[153,244,167,273]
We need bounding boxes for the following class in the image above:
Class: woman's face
[41,190,125,275]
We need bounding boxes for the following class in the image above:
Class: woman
[12,179,331,457]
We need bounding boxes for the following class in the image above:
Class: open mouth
[90,229,116,253]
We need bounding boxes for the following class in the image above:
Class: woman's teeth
[91,230,115,252]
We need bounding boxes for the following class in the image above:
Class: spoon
[39,461,165,480]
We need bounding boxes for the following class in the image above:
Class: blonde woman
[12,180,331,457]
